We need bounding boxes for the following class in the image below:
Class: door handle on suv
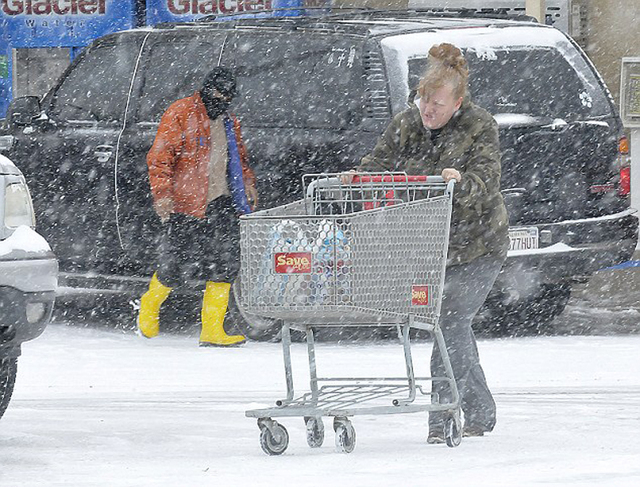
[502,187,527,197]
[94,145,114,163]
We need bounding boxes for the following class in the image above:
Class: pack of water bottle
[257,219,312,306]
[259,219,352,307]
[312,220,352,306]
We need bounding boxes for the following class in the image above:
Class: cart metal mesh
[239,173,453,325]
[244,174,462,454]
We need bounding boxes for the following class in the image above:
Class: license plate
[509,227,539,251]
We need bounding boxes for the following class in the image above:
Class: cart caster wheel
[304,416,325,448]
[444,415,462,448]
[258,419,289,456]
[333,417,356,454]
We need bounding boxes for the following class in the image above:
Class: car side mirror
[8,96,41,126]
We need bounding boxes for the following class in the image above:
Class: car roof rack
[410,7,537,22]
[153,7,538,30]
[193,6,537,23]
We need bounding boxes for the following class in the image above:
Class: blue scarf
[224,116,252,215]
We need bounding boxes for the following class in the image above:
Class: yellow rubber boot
[137,273,172,338]
[200,281,246,347]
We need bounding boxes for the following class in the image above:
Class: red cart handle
[352,174,442,184]
[350,175,439,209]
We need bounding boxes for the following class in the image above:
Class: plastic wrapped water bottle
[314,220,351,305]
[262,220,311,306]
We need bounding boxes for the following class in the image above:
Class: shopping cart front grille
[239,174,452,325]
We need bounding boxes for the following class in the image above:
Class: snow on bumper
[0,256,57,294]
[505,209,637,270]
[1,227,57,353]
[0,226,57,293]
[494,209,638,300]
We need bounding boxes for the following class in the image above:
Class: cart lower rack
[241,173,462,454]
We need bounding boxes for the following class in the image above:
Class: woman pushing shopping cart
[243,42,508,454]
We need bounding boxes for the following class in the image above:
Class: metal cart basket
[241,173,461,454]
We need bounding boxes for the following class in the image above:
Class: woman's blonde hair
[417,43,469,100]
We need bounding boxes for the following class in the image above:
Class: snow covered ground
[1,323,639,486]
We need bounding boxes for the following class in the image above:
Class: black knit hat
[201,66,238,99]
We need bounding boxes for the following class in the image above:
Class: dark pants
[157,196,241,289]
[429,253,505,432]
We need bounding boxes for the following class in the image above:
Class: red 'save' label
[411,285,429,306]
[274,252,312,274]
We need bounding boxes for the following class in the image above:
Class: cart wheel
[333,417,356,454]
[304,416,325,448]
[444,415,462,448]
[258,419,289,455]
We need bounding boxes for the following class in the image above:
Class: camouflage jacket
[358,100,509,266]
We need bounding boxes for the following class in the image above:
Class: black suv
[1,9,637,336]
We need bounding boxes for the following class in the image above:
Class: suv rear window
[407,47,610,120]
[384,26,612,121]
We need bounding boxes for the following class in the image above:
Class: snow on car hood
[0,225,52,256]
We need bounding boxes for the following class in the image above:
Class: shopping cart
[241,173,461,454]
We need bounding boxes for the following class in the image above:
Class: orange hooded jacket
[147,92,256,219]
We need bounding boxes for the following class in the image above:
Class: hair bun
[418,42,469,100]
[428,43,467,71]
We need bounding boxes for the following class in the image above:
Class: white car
[0,153,57,420]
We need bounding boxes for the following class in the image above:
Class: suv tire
[0,357,18,421]
[229,279,282,342]
[477,282,572,336]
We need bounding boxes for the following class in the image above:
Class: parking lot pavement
[577,249,640,304]
[3,325,640,486]
[556,251,640,335]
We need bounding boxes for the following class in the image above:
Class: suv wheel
[0,357,18,421]
[476,282,572,336]
[229,279,282,342]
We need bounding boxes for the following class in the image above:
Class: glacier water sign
[0,1,136,47]
[145,0,330,24]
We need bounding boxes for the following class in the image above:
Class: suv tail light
[618,135,631,197]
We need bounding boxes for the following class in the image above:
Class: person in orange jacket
[138,67,258,347]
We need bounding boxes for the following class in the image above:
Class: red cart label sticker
[274,252,312,274]
[411,285,429,306]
